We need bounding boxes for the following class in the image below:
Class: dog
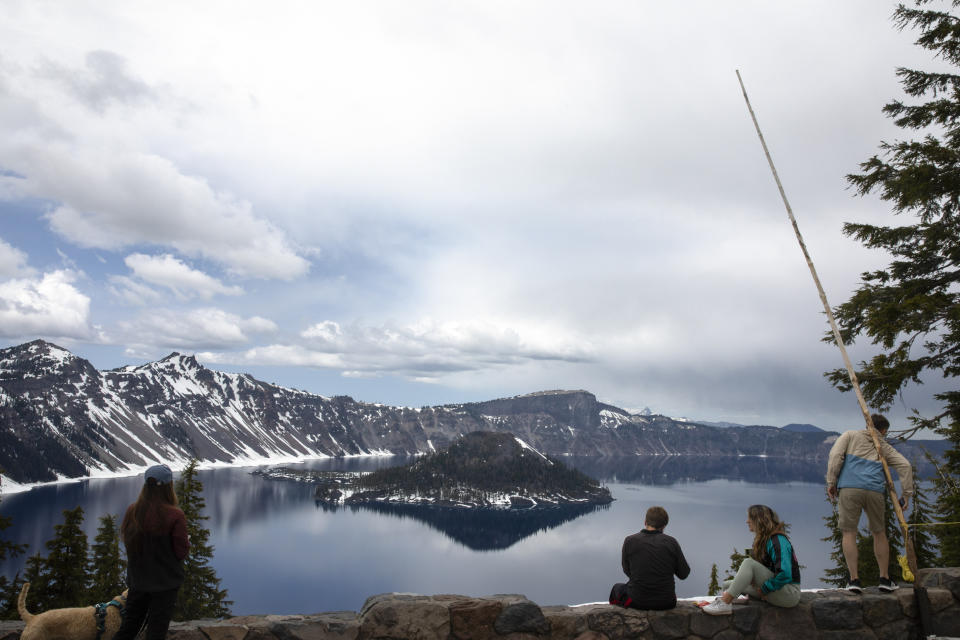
[18,582,128,640]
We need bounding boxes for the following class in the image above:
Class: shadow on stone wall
[3,568,959,639]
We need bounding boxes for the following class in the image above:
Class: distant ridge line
[0,339,943,486]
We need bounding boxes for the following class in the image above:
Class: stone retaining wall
[3,568,959,640]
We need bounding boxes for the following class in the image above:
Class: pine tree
[909,460,939,570]
[852,496,905,585]
[930,450,960,564]
[823,492,905,585]
[821,497,848,587]
[884,495,905,582]
[826,0,960,566]
[0,476,27,620]
[42,506,90,609]
[88,514,126,603]
[20,552,50,612]
[15,508,91,611]
[707,563,720,596]
[173,459,231,620]
[934,438,960,566]
[722,547,749,582]
[0,572,24,620]
[854,529,880,586]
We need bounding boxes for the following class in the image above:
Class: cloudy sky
[0,0,949,430]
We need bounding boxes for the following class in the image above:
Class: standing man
[610,506,690,610]
[826,414,913,593]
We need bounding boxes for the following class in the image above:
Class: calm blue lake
[1,456,848,615]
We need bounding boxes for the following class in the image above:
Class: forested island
[254,431,613,509]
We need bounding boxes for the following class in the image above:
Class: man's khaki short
[838,487,885,533]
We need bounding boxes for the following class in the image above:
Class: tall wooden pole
[735,70,917,575]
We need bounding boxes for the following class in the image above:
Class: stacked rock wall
[3,568,960,640]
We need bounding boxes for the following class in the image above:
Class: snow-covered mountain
[0,339,846,485]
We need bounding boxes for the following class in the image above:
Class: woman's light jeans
[722,557,800,608]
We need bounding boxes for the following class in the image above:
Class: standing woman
[703,504,800,615]
[113,464,190,639]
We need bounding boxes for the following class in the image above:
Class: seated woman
[703,504,800,615]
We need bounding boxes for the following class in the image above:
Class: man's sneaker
[879,577,899,592]
[703,598,733,615]
[846,578,863,594]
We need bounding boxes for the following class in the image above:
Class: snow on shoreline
[0,450,396,496]
[571,589,830,608]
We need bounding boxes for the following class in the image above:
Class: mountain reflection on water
[298,454,828,551]
[0,453,901,614]
[319,501,609,551]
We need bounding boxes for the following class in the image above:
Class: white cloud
[41,50,156,114]
[208,318,592,378]
[0,270,91,339]
[0,47,309,280]
[243,316,280,333]
[301,319,592,361]
[107,275,163,306]
[201,344,344,369]
[123,253,243,300]
[0,0,944,428]
[0,237,32,277]
[9,147,310,279]
[115,307,278,351]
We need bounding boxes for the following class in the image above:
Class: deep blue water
[1,456,843,615]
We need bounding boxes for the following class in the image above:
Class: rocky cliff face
[0,339,903,485]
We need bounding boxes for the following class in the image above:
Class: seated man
[610,506,690,610]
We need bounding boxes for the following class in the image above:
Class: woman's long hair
[748,504,786,561]
[121,478,178,554]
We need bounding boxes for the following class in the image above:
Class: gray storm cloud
[0,0,942,429]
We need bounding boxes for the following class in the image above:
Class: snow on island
[253,431,613,509]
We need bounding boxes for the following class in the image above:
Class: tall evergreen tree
[42,506,90,609]
[722,547,749,582]
[88,514,126,603]
[173,459,231,620]
[0,572,24,620]
[823,492,905,585]
[853,529,882,586]
[909,459,939,569]
[821,498,848,587]
[20,552,50,612]
[16,508,91,611]
[826,0,960,565]
[885,495,906,581]
[0,477,27,620]
[852,495,905,585]
[707,563,720,596]
[929,450,960,564]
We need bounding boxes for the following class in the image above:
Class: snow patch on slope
[515,437,551,464]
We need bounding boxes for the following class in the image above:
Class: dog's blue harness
[94,598,126,640]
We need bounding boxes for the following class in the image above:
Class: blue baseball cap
[144,464,173,485]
